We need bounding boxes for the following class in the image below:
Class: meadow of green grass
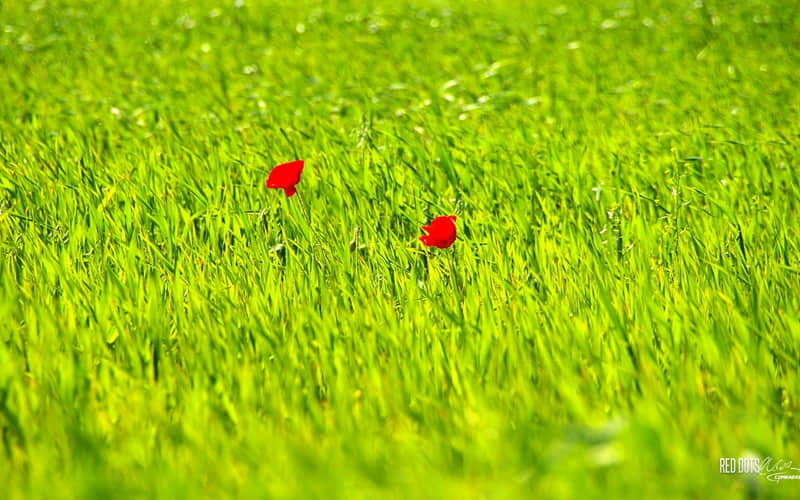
[1,0,799,498]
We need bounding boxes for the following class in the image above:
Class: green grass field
[1,0,799,498]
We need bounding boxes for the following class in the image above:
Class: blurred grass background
[1,0,799,498]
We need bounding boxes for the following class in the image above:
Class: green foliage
[1,0,799,498]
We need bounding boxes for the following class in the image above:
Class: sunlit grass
[1,0,799,498]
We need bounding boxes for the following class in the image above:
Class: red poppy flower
[419,215,457,248]
[266,159,304,197]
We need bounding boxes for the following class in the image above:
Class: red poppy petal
[420,215,458,248]
[283,159,304,173]
[267,160,304,194]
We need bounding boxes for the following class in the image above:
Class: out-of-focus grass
[1,0,799,498]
